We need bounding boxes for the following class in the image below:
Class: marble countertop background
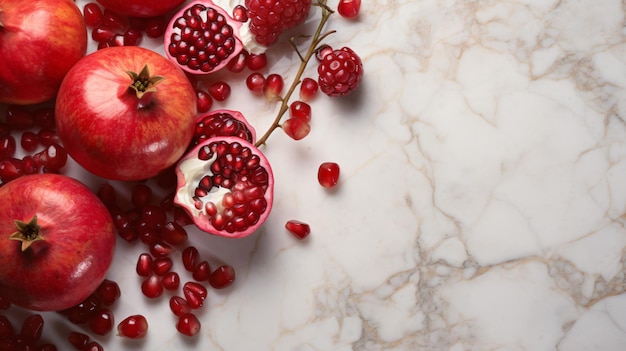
[5,0,626,350]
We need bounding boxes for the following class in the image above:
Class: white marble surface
[6,0,626,350]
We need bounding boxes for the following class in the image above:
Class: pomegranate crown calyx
[9,215,44,252]
[127,65,165,100]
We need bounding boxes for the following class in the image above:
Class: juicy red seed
[137,222,160,245]
[227,51,248,73]
[192,260,211,281]
[246,53,267,71]
[318,162,340,188]
[36,143,67,170]
[97,183,117,209]
[21,155,39,175]
[169,296,191,316]
[162,271,181,291]
[246,72,265,95]
[0,135,16,159]
[64,295,101,324]
[20,314,44,342]
[209,265,236,289]
[315,44,333,61]
[150,241,173,258]
[32,108,56,129]
[337,0,361,18]
[196,89,213,113]
[0,315,13,340]
[20,131,38,152]
[89,309,114,336]
[128,16,147,30]
[117,315,148,339]
[264,73,284,101]
[103,9,127,31]
[91,24,116,42]
[131,183,153,208]
[136,253,153,277]
[282,117,310,140]
[0,294,11,310]
[299,77,319,101]
[176,313,201,337]
[67,331,90,349]
[141,275,164,299]
[160,222,188,246]
[152,257,173,276]
[208,81,231,101]
[6,105,34,129]
[95,279,121,306]
[83,341,104,351]
[285,220,311,239]
[36,129,59,147]
[174,206,194,226]
[182,282,207,309]
[232,5,248,22]
[289,101,312,122]
[123,27,143,46]
[0,158,24,182]
[141,205,167,229]
[83,3,104,27]
[182,246,199,272]
[144,16,167,38]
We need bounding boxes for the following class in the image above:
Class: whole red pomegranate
[175,136,274,238]
[96,0,186,17]
[0,0,87,105]
[55,46,197,181]
[0,174,116,311]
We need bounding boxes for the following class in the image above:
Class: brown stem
[127,65,165,109]
[254,1,335,147]
[9,216,44,252]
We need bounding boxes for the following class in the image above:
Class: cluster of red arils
[0,106,67,185]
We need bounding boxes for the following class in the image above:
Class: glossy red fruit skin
[96,0,185,17]
[0,174,115,311]
[55,46,197,181]
[0,0,87,105]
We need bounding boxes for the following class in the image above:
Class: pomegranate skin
[55,46,197,181]
[96,0,186,17]
[0,0,87,105]
[0,174,116,311]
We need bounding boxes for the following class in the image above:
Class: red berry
[246,72,265,96]
[196,89,213,113]
[285,220,311,239]
[317,47,364,97]
[289,101,311,122]
[89,309,114,336]
[141,275,163,299]
[83,3,104,27]
[117,315,148,339]
[317,162,340,188]
[338,0,361,18]
[264,74,284,101]
[282,117,310,141]
[208,265,236,289]
[182,246,199,272]
[176,313,201,336]
[299,77,319,101]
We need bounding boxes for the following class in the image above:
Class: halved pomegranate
[164,0,244,75]
[174,137,273,238]
[190,109,256,149]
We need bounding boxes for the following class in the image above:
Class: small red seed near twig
[285,220,311,240]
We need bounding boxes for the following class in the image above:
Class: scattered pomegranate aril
[246,53,268,71]
[67,331,90,349]
[6,105,34,129]
[117,315,148,339]
[103,9,128,32]
[208,81,231,101]
[0,315,14,339]
[174,206,194,226]
[289,101,312,122]
[299,77,319,101]
[136,253,153,277]
[209,265,236,289]
[20,132,38,152]
[318,162,340,189]
[160,221,188,246]
[162,271,181,291]
[169,296,191,316]
[176,313,201,336]
[192,260,211,281]
[285,220,311,239]
[123,27,143,46]
[182,246,199,272]
[0,158,23,183]
[246,72,265,96]
[34,143,68,170]
[36,129,59,147]
[0,135,16,159]
[92,25,116,43]
[83,3,104,27]
[143,16,167,38]
[182,281,207,309]
[141,275,164,299]
[196,89,213,113]
[152,257,174,276]
[338,0,362,19]
[227,51,248,72]
[264,73,284,101]
[63,295,101,325]
[282,117,311,140]
[20,314,44,343]
[141,205,167,229]
[32,108,56,129]
[131,183,153,208]
[150,241,173,258]
[97,183,117,210]
[89,309,114,335]
[232,5,248,22]
[95,279,121,306]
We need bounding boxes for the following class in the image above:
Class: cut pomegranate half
[164,0,244,74]
[190,109,256,149]
[174,137,274,238]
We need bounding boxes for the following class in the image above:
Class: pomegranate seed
[209,265,236,289]
[182,281,207,309]
[318,162,340,189]
[91,24,116,43]
[152,257,173,276]
[131,183,152,208]
[169,296,191,316]
[246,53,268,71]
[282,117,310,140]
[0,293,11,309]
[128,16,147,30]
[141,275,164,299]
[285,220,311,239]
[20,314,44,342]
[83,341,104,351]
[192,260,211,281]
[136,222,157,245]
[20,131,38,152]
[208,81,231,101]
[32,108,56,129]
[289,101,312,122]
[143,16,167,38]
[315,44,333,62]
[97,183,117,209]
[150,241,173,258]
[182,246,199,272]
[0,135,16,159]
[95,279,121,306]
[6,105,34,129]
[117,315,148,339]
[160,222,188,246]
[0,315,14,340]
[36,129,59,147]
[264,73,284,101]
[89,309,114,335]
[162,271,180,291]
[123,27,143,46]
[67,331,89,349]
[35,143,67,170]
[103,9,127,31]
[227,51,248,73]
[196,89,213,113]
[63,295,101,325]
[337,0,361,18]
[136,253,153,277]
[174,206,193,226]
[141,205,167,229]
[21,155,39,175]
[0,158,23,182]
[83,3,104,27]
[176,313,201,336]
[246,72,265,96]
[232,5,248,22]
[299,77,319,101]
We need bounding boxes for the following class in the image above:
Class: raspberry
[317,47,364,97]
[245,0,312,46]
